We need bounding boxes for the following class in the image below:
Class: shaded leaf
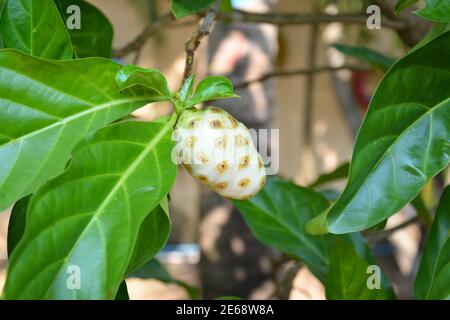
[127,197,171,273]
[7,195,30,256]
[414,186,450,299]
[188,76,239,107]
[325,235,395,300]
[309,162,349,188]
[0,0,72,59]
[417,0,450,23]
[307,31,450,234]
[234,177,395,298]
[116,65,171,99]
[3,120,178,299]
[115,281,129,300]
[0,50,164,210]
[54,0,113,58]
[233,177,331,281]
[171,0,215,19]
[333,44,395,72]
[395,0,419,15]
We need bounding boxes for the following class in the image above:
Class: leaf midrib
[38,120,173,298]
[0,97,152,149]
[243,193,328,265]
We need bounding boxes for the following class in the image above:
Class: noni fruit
[174,106,266,200]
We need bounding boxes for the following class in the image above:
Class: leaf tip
[305,210,329,235]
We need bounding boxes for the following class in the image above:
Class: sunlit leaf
[3,120,178,299]
[0,0,72,59]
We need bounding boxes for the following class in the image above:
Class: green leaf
[414,186,450,299]
[171,0,215,19]
[233,177,395,298]
[325,235,395,300]
[0,0,73,59]
[220,0,233,13]
[0,0,5,48]
[332,44,395,72]
[127,198,171,273]
[395,0,419,15]
[188,76,239,108]
[131,259,200,299]
[308,31,450,234]
[416,0,450,23]
[115,281,130,300]
[0,50,164,210]
[116,65,172,99]
[7,195,30,256]
[54,0,113,58]
[3,119,178,299]
[309,162,349,188]
[233,177,331,281]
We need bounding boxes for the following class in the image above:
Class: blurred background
[0,0,444,299]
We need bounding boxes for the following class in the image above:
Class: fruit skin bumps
[174,106,266,200]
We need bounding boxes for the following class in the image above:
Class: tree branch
[372,0,431,47]
[233,65,369,89]
[216,10,406,29]
[182,1,219,81]
[113,13,175,58]
[113,9,407,58]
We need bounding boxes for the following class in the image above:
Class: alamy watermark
[367,5,381,30]
[66,265,81,290]
[66,5,81,30]
[366,265,381,290]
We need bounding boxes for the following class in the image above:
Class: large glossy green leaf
[395,0,419,15]
[3,120,178,299]
[0,0,72,59]
[171,0,215,19]
[116,65,172,99]
[414,186,450,299]
[307,31,450,234]
[417,0,450,23]
[54,0,113,58]
[325,235,395,300]
[0,50,166,210]
[188,76,239,108]
[233,177,331,281]
[233,177,395,298]
[126,197,171,273]
[332,44,395,72]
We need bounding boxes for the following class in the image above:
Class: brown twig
[113,8,407,59]
[113,13,175,58]
[233,65,369,89]
[216,10,406,29]
[182,1,220,81]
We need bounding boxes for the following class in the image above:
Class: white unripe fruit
[174,106,266,200]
